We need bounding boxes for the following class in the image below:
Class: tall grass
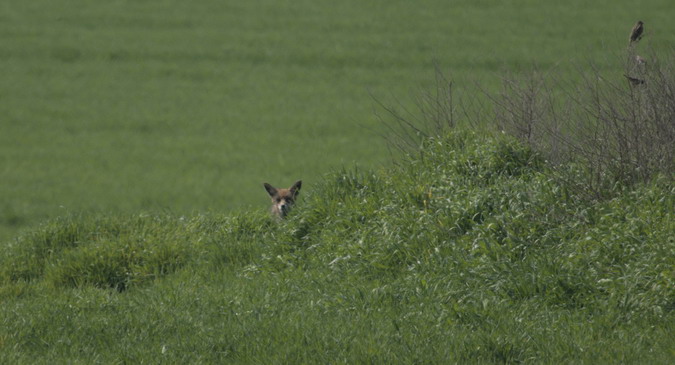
[1,132,672,363]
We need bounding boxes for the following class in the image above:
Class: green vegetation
[3,0,675,241]
[2,132,673,363]
[2,0,674,362]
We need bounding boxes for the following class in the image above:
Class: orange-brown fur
[263,180,302,219]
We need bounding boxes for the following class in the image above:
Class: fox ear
[290,180,302,195]
[263,183,277,197]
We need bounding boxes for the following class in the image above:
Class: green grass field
[1,0,674,362]
[3,0,675,242]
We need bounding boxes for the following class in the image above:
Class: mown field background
[1,0,674,363]
[2,0,674,242]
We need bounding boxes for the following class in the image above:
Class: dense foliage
[2,132,672,363]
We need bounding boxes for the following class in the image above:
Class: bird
[629,21,644,45]
[624,74,645,85]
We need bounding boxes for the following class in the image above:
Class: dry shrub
[376,39,673,199]
[374,66,459,154]
[490,47,674,197]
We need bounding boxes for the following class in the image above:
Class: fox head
[263,180,302,219]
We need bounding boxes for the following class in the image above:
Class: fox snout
[278,200,291,215]
[263,180,302,219]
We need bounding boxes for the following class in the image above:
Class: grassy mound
[1,132,673,363]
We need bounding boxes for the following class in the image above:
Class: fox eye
[276,198,282,203]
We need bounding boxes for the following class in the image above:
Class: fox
[263,180,302,219]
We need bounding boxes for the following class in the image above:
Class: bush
[377,37,674,200]
[0,215,198,291]
[488,47,674,198]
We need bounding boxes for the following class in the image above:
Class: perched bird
[624,74,645,85]
[629,21,644,45]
